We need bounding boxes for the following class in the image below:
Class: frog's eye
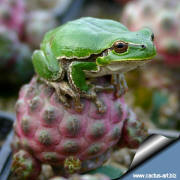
[151,33,154,41]
[113,41,128,53]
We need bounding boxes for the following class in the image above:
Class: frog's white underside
[84,61,147,77]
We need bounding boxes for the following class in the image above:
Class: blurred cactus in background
[0,0,33,87]
[24,10,58,49]
[122,0,180,67]
[121,0,180,130]
[0,26,33,85]
[24,0,66,49]
[0,0,67,87]
[0,0,25,36]
[25,0,65,12]
[0,0,69,113]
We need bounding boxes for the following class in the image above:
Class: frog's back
[41,17,129,59]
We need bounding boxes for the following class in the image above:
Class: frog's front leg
[32,47,72,108]
[68,61,107,113]
[111,74,128,98]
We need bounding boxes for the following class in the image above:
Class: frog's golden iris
[113,41,128,53]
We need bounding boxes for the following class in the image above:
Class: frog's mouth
[85,60,150,78]
[105,59,151,73]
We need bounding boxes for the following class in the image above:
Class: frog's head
[96,28,156,73]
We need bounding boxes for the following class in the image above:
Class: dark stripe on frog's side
[59,49,108,63]
[59,50,108,92]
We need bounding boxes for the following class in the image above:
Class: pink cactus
[11,76,147,178]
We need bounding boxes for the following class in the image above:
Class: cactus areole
[11,17,150,178]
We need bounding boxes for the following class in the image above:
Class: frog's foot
[49,81,83,112]
[81,89,105,113]
[111,74,128,98]
[81,84,114,113]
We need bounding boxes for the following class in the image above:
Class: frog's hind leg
[81,83,116,113]
[32,43,63,81]
[81,86,107,113]
[32,46,84,111]
[111,74,128,97]
[44,80,83,112]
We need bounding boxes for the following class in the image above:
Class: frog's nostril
[141,45,146,49]
[151,33,154,41]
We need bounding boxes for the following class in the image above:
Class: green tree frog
[32,17,156,112]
